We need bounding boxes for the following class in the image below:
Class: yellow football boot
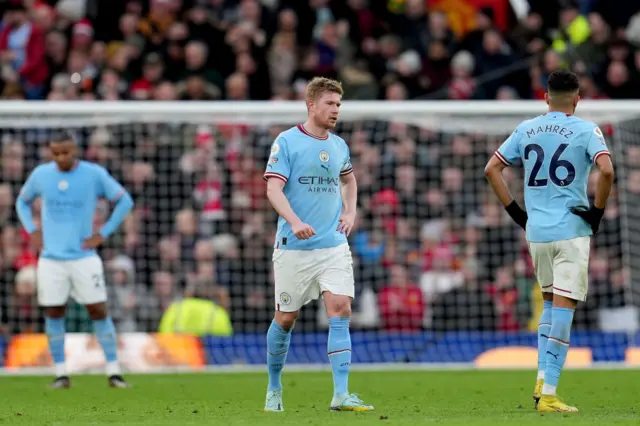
[533,378,543,408]
[537,395,579,413]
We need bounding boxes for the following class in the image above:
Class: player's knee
[326,298,351,318]
[274,310,298,330]
[45,306,66,319]
[553,294,578,310]
[85,302,108,320]
[334,304,351,318]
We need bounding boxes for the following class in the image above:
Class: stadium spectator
[31,1,55,33]
[430,261,498,331]
[146,270,181,327]
[447,50,476,100]
[486,265,520,332]
[378,263,424,331]
[6,265,40,333]
[180,40,223,92]
[0,2,48,99]
[0,183,15,228]
[603,60,640,99]
[551,3,591,55]
[0,0,637,101]
[1,139,26,193]
[107,255,145,332]
[225,72,249,100]
[156,236,183,277]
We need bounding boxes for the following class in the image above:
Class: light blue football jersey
[264,124,353,250]
[496,111,610,243]
[17,161,125,260]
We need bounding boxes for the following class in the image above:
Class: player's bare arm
[29,229,43,251]
[337,172,357,236]
[82,234,105,250]
[485,155,527,229]
[266,177,316,240]
[593,154,614,209]
[485,155,513,206]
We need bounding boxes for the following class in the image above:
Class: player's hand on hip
[292,222,316,240]
[337,212,356,236]
[570,205,604,234]
[82,233,105,249]
[29,230,43,252]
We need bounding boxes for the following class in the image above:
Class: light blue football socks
[328,317,352,396]
[267,320,292,392]
[537,301,553,379]
[45,317,66,377]
[543,307,575,395]
[93,317,121,375]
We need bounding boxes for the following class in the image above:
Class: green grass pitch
[1,370,639,425]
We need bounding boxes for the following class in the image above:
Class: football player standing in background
[16,132,134,388]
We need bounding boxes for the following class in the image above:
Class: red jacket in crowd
[378,285,425,331]
[0,23,48,86]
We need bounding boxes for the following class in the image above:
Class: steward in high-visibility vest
[159,298,233,337]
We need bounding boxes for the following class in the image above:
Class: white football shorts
[528,236,590,302]
[36,255,107,306]
[272,243,355,312]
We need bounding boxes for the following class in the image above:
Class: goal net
[0,100,638,373]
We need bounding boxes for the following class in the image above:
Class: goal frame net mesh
[0,100,638,372]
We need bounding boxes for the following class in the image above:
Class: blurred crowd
[0,119,632,335]
[0,0,637,336]
[0,0,638,101]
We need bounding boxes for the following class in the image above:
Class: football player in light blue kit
[263,77,373,412]
[485,70,614,413]
[15,132,134,389]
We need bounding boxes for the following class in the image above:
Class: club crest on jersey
[271,142,280,155]
[319,151,330,162]
[280,292,291,305]
[58,180,69,191]
[594,127,606,144]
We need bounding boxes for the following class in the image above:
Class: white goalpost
[0,100,638,374]
[0,100,638,127]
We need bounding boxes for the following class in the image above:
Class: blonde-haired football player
[263,77,373,412]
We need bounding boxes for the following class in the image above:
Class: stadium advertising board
[5,333,205,372]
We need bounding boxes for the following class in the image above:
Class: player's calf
[266,318,293,392]
[86,302,125,381]
[44,310,67,381]
[265,310,296,411]
[534,294,553,408]
[323,292,372,412]
[543,296,576,398]
[327,316,352,396]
